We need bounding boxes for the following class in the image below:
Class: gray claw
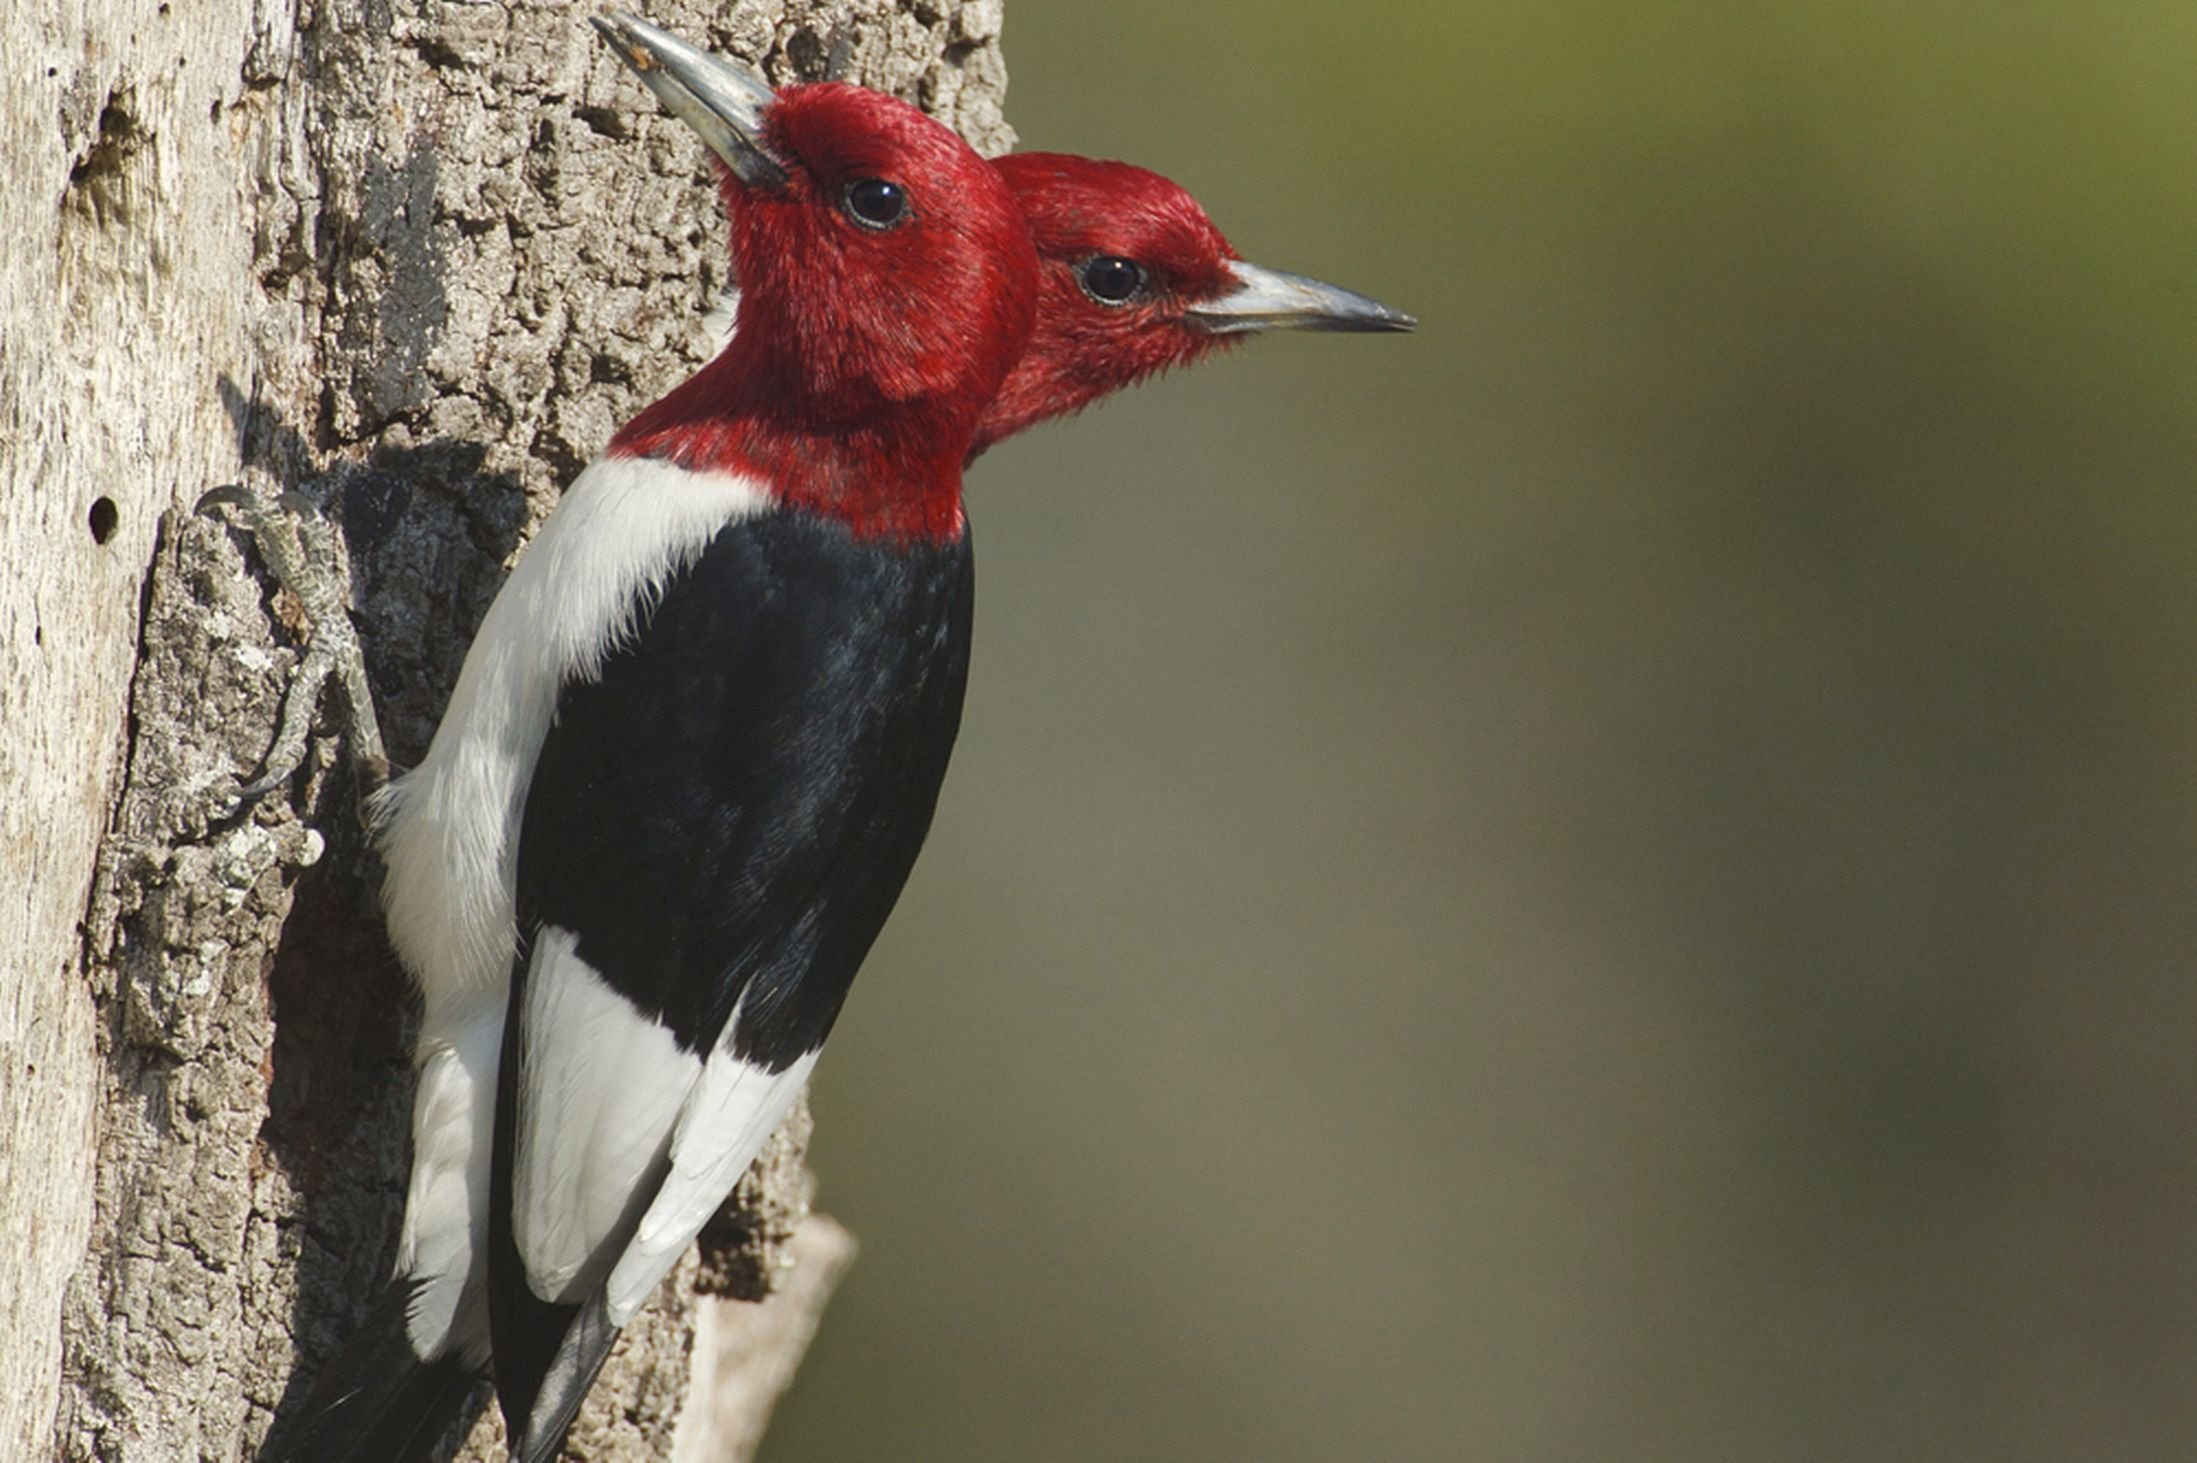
[195,483,253,514]
[201,482,390,810]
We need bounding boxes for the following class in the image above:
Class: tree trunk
[0,3,1011,1458]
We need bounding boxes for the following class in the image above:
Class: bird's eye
[1079,255,1146,306]
[843,178,909,230]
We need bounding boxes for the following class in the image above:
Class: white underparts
[398,986,503,1362]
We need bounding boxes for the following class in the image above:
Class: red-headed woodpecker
[262,15,1035,1463]
[468,17,1035,1459]
[256,18,1411,1463]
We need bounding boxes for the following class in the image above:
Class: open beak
[591,12,787,190]
[1184,260,1417,335]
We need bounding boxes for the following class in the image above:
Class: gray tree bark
[0,3,1011,1458]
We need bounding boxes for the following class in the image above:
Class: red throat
[611,84,1038,543]
[611,353,972,543]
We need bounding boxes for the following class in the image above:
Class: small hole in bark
[574,104,628,139]
[88,497,118,544]
[67,96,142,227]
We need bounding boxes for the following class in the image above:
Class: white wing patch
[513,927,703,1305]
[510,929,820,1326]
[604,1039,819,1325]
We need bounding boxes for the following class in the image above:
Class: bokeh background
[770,4,2197,1459]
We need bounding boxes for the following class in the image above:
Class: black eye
[844,178,908,230]
[1079,255,1146,305]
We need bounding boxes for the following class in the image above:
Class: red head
[976,155,1239,453]
[600,25,1036,541]
[973,153,1416,457]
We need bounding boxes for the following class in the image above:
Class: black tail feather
[510,1292,624,1463]
[258,1281,489,1463]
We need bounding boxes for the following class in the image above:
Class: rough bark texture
[0,3,1011,1459]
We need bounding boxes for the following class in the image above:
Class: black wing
[488,510,974,1458]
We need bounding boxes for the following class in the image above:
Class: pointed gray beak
[592,12,787,190]
[1184,260,1417,335]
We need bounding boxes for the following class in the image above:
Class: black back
[516,508,974,1065]
[490,509,974,1457]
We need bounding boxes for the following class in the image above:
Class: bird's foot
[198,483,390,812]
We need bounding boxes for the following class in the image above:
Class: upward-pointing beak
[1184,260,1418,335]
[592,12,788,191]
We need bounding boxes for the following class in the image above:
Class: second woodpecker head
[974,153,1416,454]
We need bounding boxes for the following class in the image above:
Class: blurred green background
[770,3,2197,1459]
